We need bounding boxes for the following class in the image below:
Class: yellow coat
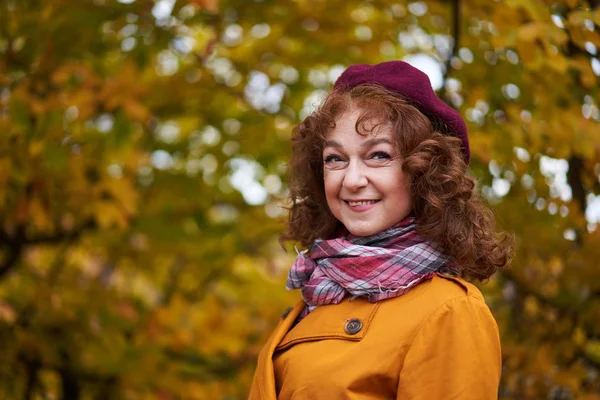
[249,273,501,400]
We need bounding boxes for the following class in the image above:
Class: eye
[324,154,343,163]
[323,154,347,170]
[370,151,391,160]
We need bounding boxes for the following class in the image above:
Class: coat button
[344,318,362,335]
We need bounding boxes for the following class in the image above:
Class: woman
[249,61,513,400]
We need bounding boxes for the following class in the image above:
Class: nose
[342,159,368,191]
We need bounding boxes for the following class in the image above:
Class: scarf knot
[286,216,454,316]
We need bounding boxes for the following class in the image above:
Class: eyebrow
[324,137,394,149]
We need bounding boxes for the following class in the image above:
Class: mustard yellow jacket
[249,273,501,400]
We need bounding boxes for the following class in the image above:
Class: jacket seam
[404,294,481,352]
[393,295,468,381]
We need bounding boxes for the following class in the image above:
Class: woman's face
[322,106,413,237]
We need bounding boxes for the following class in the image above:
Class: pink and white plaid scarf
[286,215,454,318]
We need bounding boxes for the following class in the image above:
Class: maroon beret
[333,61,470,164]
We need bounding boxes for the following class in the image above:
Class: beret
[333,61,470,164]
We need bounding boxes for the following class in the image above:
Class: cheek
[396,177,412,203]
[323,172,334,196]
[383,171,411,200]
[323,172,341,209]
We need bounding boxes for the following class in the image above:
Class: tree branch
[161,255,187,305]
[0,225,25,280]
[0,242,24,280]
[58,367,80,400]
[567,153,587,214]
[22,359,39,400]
[443,0,460,83]
[0,220,95,281]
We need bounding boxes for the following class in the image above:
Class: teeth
[347,200,378,206]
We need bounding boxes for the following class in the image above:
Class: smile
[345,200,381,207]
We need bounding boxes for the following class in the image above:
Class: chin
[345,224,380,237]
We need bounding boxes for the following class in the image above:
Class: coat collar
[250,301,305,400]
[250,298,381,399]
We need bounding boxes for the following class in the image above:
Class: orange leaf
[189,0,218,11]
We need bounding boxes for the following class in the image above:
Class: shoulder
[380,272,486,310]
[421,273,494,320]
[395,276,502,399]
[375,273,493,333]
[427,272,486,303]
[419,273,493,323]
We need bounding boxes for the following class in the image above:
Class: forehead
[325,106,394,142]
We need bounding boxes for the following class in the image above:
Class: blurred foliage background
[1,0,600,398]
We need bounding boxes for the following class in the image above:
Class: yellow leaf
[593,8,600,26]
[517,22,545,42]
[568,10,592,27]
[92,201,129,229]
[548,257,563,276]
[546,52,569,74]
[524,296,539,316]
[122,99,150,122]
[29,196,53,231]
[516,40,540,66]
[102,178,139,215]
[572,327,586,346]
[468,131,493,163]
[28,140,44,157]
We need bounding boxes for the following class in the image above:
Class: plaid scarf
[286,216,454,318]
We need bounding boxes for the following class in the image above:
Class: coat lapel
[249,301,306,400]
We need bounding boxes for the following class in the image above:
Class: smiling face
[322,105,413,237]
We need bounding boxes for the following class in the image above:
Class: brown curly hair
[281,83,513,280]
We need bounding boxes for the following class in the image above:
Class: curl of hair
[281,84,513,280]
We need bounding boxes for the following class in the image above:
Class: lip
[344,199,381,212]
